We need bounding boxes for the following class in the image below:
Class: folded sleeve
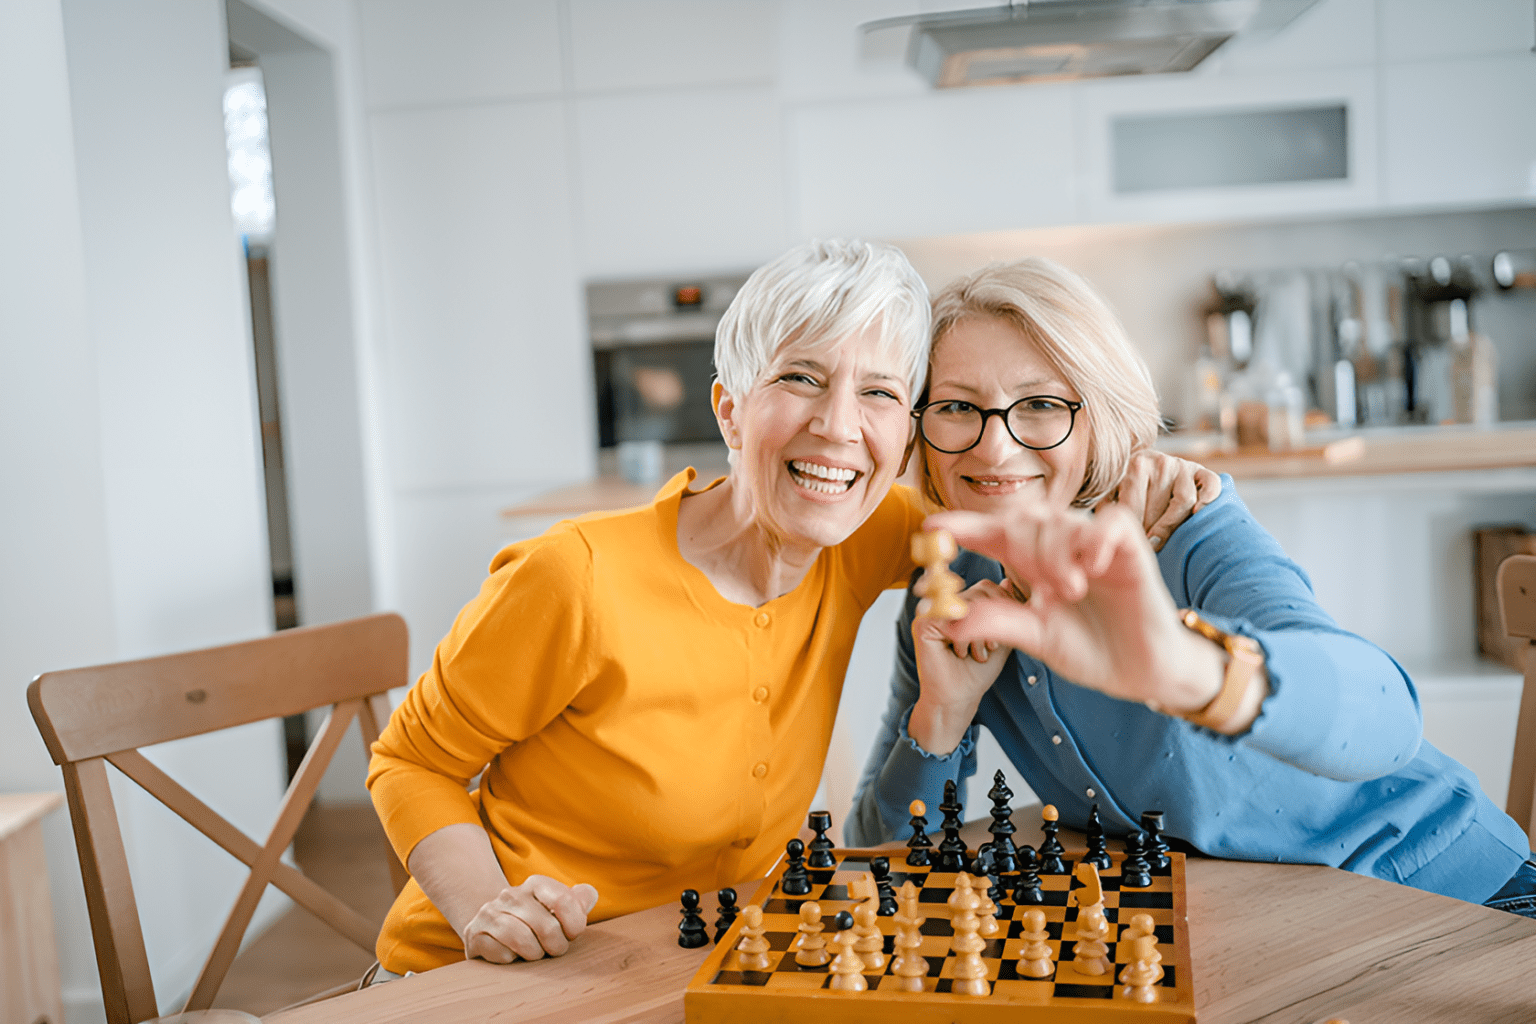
[1163,478,1422,781]
[367,524,599,865]
[845,580,979,846]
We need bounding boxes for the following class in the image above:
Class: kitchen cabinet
[1075,66,1381,226]
[0,794,64,1024]
[1380,54,1536,210]
[790,83,1080,240]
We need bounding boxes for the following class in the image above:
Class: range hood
[860,0,1321,88]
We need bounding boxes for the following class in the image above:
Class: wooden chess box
[683,846,1196,1024]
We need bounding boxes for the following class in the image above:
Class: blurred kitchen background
[3,1,1534,1020]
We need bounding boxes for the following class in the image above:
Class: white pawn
[1118,913,1164,1002]
[1119,933,1163,1002]
[734,904,770,972]
[851,900,886,972]
[1016,908,1054,978]
[792,902,829,967]
[828,923,867,992]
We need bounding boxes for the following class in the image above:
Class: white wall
[0,1,291,1019]
[0,0,123,1018]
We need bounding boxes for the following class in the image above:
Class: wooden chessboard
[683,845,1195,1023]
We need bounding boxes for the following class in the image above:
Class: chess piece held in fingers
[912,528,967,620]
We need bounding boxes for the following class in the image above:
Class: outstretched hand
[923,505,1224,716]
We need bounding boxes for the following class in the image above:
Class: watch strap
[1177,609,1264,731]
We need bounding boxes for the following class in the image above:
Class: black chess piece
[1141,810,1171,871]
[806,810,836,869]
[870,856,899,916]
[1084,803,1112,870]
[905,799,933,867]
[936,779,967,872]
[1039,805,1067,874]
[1012,845,1045,904]
[1121,831,1152,888]
[972,847,1005,907]
[678,889,709,948]
[713,887,739,943]
[781,837,812,896]
[986,770,1019,876]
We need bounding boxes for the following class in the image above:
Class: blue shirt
[847,478,1530,904]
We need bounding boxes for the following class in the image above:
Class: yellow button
[753,611,771,627]
[752,762,769,779]
[753,686,770,703]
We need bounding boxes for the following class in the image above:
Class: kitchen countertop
[1160,421,1536,480]
[501,423,1536,519]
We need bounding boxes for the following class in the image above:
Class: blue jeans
[1483,858,1536,918]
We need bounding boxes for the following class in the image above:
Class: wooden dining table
[265,807,1536,1024]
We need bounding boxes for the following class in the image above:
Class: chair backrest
[1498,554,1536,839]
[28,612,411,1024]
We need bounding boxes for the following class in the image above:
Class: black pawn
[870,856,899,916]
[781,838,812,896]
[830,909,854,934]
[1084,803,1111,870]
[713,887,739,943]
[1141,810,1171,871]
[986,771,1019,877]
[1012,845,1045,905]
[678,889,708,948]
[1121,832,1152,888]
[806,810,836,869]
[906,799,933,867]
[972,848,1005,907]
[1039,808,1066,874]
[936,779,967,872]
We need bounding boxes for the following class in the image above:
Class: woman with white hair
[365,241,1216,978]
[848,257,1535,916]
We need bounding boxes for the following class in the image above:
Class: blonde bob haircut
[921,257,1162,510]
[714,239,931,403]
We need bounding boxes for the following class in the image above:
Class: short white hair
[922,257,1162,509]
[714,239,930,401]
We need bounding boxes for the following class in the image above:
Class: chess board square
[1120,890,1175,909]
[771,954,829,974]
[992,978,1058,1000]
[938,957,1001,981]
[1052,981,1114,999]
[919,917,954,936]
[710,969,771,987]
[720,950,785,973]
[933,978,994,994]
[807,869,834,885]
[763,972,830,990]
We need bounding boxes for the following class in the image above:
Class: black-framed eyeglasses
[912,396,1084,454]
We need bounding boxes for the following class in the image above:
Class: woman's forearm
[407,823,511,938]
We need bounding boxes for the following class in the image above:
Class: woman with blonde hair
[849,257,1536,916]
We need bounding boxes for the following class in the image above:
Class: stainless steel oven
[589,273,747,449]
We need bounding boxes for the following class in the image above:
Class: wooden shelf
[1165,424,1536,480]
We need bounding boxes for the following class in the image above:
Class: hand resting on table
[408,821,600,963]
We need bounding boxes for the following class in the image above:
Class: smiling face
[925,314,1089,515]
[715,323,913,553]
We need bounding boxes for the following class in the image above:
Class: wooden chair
[27,612,411,1024]
[1498,554,1536,839]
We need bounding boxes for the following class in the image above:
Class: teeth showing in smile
[789,460,858,495]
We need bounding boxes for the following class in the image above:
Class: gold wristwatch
[1176,609,1265,731]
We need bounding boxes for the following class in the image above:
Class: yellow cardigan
[369,469,924,972]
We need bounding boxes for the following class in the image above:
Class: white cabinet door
[789,84,1079,241]
[1380,55,1536,210]
[1076,66,1381,226]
